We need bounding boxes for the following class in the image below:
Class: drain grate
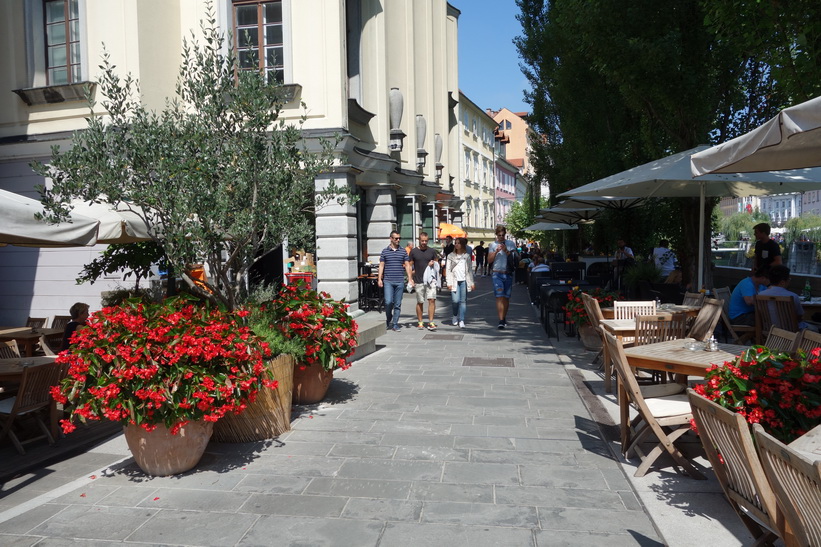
[462,357,514,367]
[423,334,464,341]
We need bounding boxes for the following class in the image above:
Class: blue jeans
[383,280,404,327]
[451,280,467,322]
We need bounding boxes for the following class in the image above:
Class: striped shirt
[380,246,410,283]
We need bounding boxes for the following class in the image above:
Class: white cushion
[644,393,692,418]
[640,383,686,399]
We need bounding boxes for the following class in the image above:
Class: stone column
[364,185,397,264]
[315,172,358,304]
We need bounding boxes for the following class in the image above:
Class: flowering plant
[693,346,821,443]
[563,286,622,327]
[52,295,275,435]
[255,281,358,372]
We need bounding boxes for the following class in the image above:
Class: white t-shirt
[652,247,676,276]
[488,239,516,272]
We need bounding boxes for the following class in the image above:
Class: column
[315,172,358,303]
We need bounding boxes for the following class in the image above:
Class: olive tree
[34,12,347,310]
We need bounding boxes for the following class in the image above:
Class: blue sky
[454,0,531,114]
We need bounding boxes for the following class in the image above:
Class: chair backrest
[0,340,21,359]
[38,335,61,357]
[764,326,800,354]
[753,423,821,547]
[51,315,72,332]
[581,293,604,328]
[614,300,656,320]
[687,390,779,536]
[634,313,687,347]
[795,328,821,355]
[8,361,65,415]
[25,317,47,329]
[687,298,724,341]
[754,295,798,345]
[682,292,706,307]
[714,287,732,315]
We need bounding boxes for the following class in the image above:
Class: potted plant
[564,286,622,350]
[52,295,275,475]
[693,346,821,443]
[261,281,359,404]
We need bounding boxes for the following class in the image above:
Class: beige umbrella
[0,189,98,247]
[691,96,821,175]
[537,206,600,225]
[69,200,153,244]
[523,222,579,231]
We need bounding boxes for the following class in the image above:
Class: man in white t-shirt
[651,239,676,278]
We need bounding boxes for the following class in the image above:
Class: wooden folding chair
[581,292,606,365]
[714,286,755,344]
[26,317,47,329]
[0,362,65,454]
[683,291,706,307]
[687,298,724,341]
[754,295,798,345]
[764,326,800,354]
[753,423,821,547]
[795,328,821,355]
[50,315,71,332]
[634,313,688,384]
[614,300,656,320]
[687,390,780,545]
[0,340,21,359]
[601,327,705,479]
[38,335,62,357]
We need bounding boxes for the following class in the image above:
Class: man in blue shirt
[378,230,414,332]
[729,267,770,326]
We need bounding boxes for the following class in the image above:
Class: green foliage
[784,214,821,246]
[33,7,349,310]
[622,260,663,291]
[77,241,167,290]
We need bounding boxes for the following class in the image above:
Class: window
[234,1,284,84]
[44,0,80,85]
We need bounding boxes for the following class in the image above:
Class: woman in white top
[446,237,475,328]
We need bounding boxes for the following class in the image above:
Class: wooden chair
[38,335,61,357]
[753,423,821,547]
[764,326,800,354]
[795,328,821,355]
[634,313,688,384]
[683,291,706,307]
[25,317,47,329]
[614,300,656,320]
[0,340,22,359]
[600,327,705,479]
[581,292,605,365]
[754,295,799,345]
[687,298,724,341]
[687,390,780,545]
[50,315,71,332]
[714,286,755,344]
[0,362,65,454]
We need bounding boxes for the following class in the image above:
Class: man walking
[378,230,414,332]
[753,222,782,272]
[409,232,440,331]
[474,241,486,276]
[487,225,517,329]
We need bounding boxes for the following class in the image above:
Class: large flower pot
[578,324,603,351]
[123,420,213,476]
[292,364,333,405]
[213,354,295,442]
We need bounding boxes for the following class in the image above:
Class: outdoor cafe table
[600,304,701,320]
[0,327,64,357]
[0,355,60,438]
[618,339,748,448]
[788,423,821,460]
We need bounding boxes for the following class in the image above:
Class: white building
[457,91,496,243]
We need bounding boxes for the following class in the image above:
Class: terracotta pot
[578,324,603,351]
[292,364,333,405]
[123,420,213,476]
[213,354,294,442]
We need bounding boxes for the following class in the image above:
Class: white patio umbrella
[69,200,153,244]
[537,207,601,225]
[523,222,579,231]
[553,196,646,211]
[691,96,821,175]
[0,189,99,247]
[558,145,821,288]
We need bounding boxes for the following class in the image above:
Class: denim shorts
[492,272,513,298]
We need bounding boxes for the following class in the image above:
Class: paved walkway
[0,276,755,546]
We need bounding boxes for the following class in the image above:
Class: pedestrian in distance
[378,230,414,332]
[473,241,486,276]
[409,231,440,331]
[487,224,517,329]
[446,237,475,328]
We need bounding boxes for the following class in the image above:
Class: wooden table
[0,356,61,438]
[788,423,821,460]
[802,299,821,321]
[0,327,64,357]
[600,304,701,320]
[600,319,636,393]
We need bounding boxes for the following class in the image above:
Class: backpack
[505,247,520,274]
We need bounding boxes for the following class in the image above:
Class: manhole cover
[423,334,464,341]
[462,357,514,367]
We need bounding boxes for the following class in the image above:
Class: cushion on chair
[643,393,692,418]
[639,383,686,399]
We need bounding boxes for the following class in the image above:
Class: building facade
[457,91,496,243]
[0,0,464,321]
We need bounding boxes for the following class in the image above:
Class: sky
[454,0,532,114]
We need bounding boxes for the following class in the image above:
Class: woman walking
[446,237,475,328]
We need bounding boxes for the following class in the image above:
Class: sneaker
[427,322,437,331]
[502,319,507,327]
[459,321,465,328]
[392,325,401,332]
[418,321,425,330]
[498,320,505,330]
[452,316,458,326]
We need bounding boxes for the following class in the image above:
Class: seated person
[61,302,90,351]
[531,256,550,273]
[729,267,770,326]
[759,265,817,331]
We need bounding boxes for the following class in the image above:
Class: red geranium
[563,286,623,327]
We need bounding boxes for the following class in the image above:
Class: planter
[213,354,294,442]
[292,364,333,404]
[578,324,603,351]
[123,420,213,476]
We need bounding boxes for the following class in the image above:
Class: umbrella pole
[697,184,705,290]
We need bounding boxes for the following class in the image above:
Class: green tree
[34,11,348,310]
[77,241,168,290]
